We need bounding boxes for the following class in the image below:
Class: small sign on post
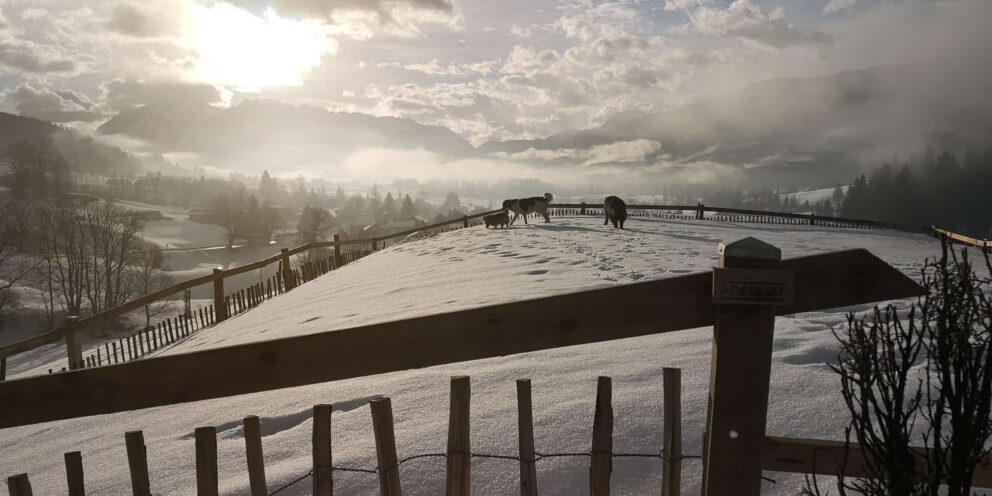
[712,268,794,305]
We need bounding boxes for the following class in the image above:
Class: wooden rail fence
[932,226,992,252]
[3,201,984,383]
[549,202,927,232]
[0,210,501,380]
[8,237,990,495]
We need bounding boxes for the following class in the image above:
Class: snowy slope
[0,216,942,495]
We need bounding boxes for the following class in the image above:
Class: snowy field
[779,186,848,206]
[0,215,946,495]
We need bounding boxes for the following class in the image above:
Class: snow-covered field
[780,186,848,206]
[1,215,944,495]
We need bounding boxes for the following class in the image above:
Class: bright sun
[190,3,336,90]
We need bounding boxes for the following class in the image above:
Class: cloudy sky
[0,0,985,144]
[0,0,989,189]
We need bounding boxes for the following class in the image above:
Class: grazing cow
[604,196,627,229]
[502,193,554,224]
[483,210,510,228]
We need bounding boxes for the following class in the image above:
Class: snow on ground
[780,186,848,206]
[0,216,944,495]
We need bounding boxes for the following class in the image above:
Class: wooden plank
[590,376,612,496]
[371,398,402,496]
[124,431,151,496]
[761,436,992,488]
[0,249,924,428]
[312,404,333,496]
[661,368,681,496]
[0,327,67,361]
[6,474,32,496]
[933,227,990,249]
[64,451,85,496]
[516,379,538,496]
[446,376,471,496]
[243,416,267,496]
[195,427,218,496]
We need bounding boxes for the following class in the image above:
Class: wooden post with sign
[703,237,787,496]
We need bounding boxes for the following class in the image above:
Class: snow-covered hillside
[1,216,942,495]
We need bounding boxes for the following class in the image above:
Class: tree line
[839,147,992,237]
[210,175,474,248]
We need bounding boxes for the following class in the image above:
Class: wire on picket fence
[267,450,704,495]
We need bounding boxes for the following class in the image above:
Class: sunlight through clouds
[190,2,337,90]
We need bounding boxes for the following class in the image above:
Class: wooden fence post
[195,426,218,496]
[462,216,469,228]
[125,431,151,496]
[370,398,402,496]
[313,404,333,496]
[280,248,294,291]
[6,474,32,496]
[516,379,538,496]
[64,316,82,371]
[333,234,343,269]
[661,368,682,496]
[243,416,267,496]
[702,238,782,496]
[590,376,612,496]
[212,268,228,323]
[580,202,586,215]
[64,451,85,496]
[1,357,6,381]
[372,238,378,252]
[446,376,470,496]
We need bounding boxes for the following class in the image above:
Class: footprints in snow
[520,269,549,276]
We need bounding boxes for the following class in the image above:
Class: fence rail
[932,226,992,251]
[550,202,927,232]
[0,209,502,376]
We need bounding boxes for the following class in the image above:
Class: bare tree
[297,204,335,245]
[805,243,992,495]
[0,199,38,334]
[921,245,992,496]
[82,200,144,313]
[212,188,247,248]
[43,204,90,317]
[131,244,172,329]
[4,139,70,197]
